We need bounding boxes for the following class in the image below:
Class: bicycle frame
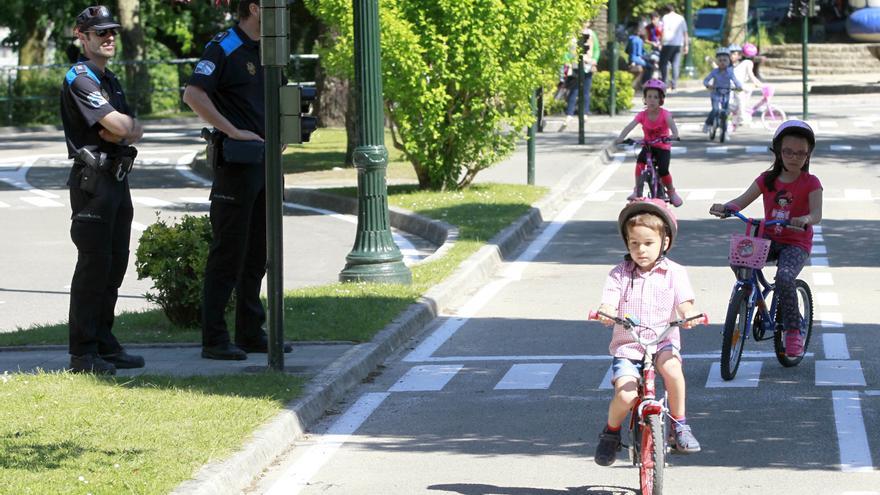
[623,137,675,201]
[729,264,778,342]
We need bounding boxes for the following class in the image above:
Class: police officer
[60,5,145,374]
[183,0,292,360]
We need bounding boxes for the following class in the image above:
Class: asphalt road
[246,92,880,494]
[0,126,433,332]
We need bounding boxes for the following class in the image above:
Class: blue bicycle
[711,209,814,381]
[707,87,734,143]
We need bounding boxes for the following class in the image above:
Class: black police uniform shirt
[60,56,131,159]
[188,24,265,138]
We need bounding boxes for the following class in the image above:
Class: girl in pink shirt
[593,199,703,467]
[710,120,823,358]
[614,79,683,206]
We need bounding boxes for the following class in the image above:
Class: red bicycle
[589,311,708,495]
[620,136,680,203]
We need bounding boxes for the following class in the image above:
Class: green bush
[590,71,634,115]
[135,214,212,328]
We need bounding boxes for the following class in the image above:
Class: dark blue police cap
[76,5,121,31]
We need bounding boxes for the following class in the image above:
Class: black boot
[100,349,145,369]
[69,354,117,375]
[594,428,622,466]
[201,342,247,361]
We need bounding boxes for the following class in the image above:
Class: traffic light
[280,84,318,144]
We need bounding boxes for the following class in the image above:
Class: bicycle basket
[728,222,771,269]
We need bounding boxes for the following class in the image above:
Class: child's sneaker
[667,189,683,207]
[594,428,622,466]
[702,123,710,133]
[672,424,701,453]
[785,329,804,357]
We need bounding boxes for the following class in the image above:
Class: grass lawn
[0,371,304,494]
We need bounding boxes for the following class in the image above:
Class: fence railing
[0,54,319,126]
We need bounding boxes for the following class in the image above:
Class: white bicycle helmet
[772,120,815,151]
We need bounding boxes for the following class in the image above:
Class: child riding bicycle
[709,120,823,357]
[702,47,742,133]
[728,43,764,127]
[614,79,683,206]
[594,199,703,466]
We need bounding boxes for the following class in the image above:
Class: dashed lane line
[832,390,874,473]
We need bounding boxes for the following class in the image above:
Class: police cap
[76,5,121,31]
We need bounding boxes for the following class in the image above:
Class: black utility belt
[76,148,135,182]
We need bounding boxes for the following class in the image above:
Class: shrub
[590,70,634,115]
[135,214,212,328]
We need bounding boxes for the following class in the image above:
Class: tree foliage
[308,0,602,190]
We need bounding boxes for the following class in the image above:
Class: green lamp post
[339,0,412,284]
[684,0,696,78]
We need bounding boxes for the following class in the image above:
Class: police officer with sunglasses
[60,5,144,374]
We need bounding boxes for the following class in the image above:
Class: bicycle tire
[640,414,665,495]
[721,287,751,380]
[636,172,647,198]
[720,112,727,143]
[761,106,787,130]
[709,120,717,140]
[774,279,813,367]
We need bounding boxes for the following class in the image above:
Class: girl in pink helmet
[614,79,684,206]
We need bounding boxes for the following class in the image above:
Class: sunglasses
[781,148,809,160]
[88,28,117,38]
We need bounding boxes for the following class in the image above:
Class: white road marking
[178,196,211,204]
[832,390,874,472]
[175,152,211,186]
[853,120,873,128]
[705,362,762,388]
[494,363,562,390]
[815,292,840,306]
[816,361,866,387]
[264,392,390,495]
[810,257,829,267]
[671,147,687,155]
[870,145,880,151]
[707,146,729,154]
[586,191,615,202]
[20,196,64,208]
[822,334,851,360]
[813,225,823,233]
[404,154,626,362]
[132,196,174,207]
[29,189,59,199]
[813,233,824,242]
[408,351,808,363]
[686,189,715,201]
[131,221,148,232]
[811,272,834,286]
[746,146,767,153]
[865,391,880,396]
[812,245,827,254]
[389,364,463,392]
[844,189,872,201]
[819,312,844,328]
[821,120,840,128]
[830,145,852,151]
[0,200,9,208]
[599,365,613,390]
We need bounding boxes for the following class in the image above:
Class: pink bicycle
[732,85,786,132]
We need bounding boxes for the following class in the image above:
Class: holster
[76,146,137,184]
[222,138,264,165]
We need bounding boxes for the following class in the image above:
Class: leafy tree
[309,0,602,190]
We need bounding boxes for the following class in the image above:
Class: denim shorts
[611,346,680,383]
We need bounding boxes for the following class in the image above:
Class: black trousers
[67,166,132,356]
[202,158,267,347]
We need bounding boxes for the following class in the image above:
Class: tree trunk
[16,12,49,84]
[315,63,348,128]
[117,0,151,115]
[723,0,749,46]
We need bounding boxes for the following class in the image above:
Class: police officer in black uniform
[60,6,145,374]
[183,0,292,360]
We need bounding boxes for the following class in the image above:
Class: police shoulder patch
[74,64,88,74]
[194,60,216,76]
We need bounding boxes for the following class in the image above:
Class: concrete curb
[171,139,616,495]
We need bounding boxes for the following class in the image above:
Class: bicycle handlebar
[710,208,805,230]
[588,311,709,347]
[620,136,681,146]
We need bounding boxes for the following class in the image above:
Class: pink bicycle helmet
[618,198,678,253]
[642,79,667,104]
[742,42,758,58]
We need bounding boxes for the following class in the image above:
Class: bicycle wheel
[709,119,717,140]
[774,279,813,367]
[721,287,752,380]
[761,106,787,130]
[635,171,647,198]
[640,414,665,495]
[720,112,728,143]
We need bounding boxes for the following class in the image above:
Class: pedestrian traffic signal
[280,84,318,144]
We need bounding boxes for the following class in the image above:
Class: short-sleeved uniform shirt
[756,171,823,253]
[60,57,131,158]
[187,25,265,138]
[635,108,673,150]
[600,258,695,360]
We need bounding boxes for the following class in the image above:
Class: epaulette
[207,27,243,56]
[65,63,99,85]
[211,30,229,43]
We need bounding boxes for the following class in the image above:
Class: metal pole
[802,14,809,120]
[340,0,412,284]
[536,86,544,133]
[608,0,618,117]
[683,0,696,77]
[527,88,536,185]
[577,49,585,144]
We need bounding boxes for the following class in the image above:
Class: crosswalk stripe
[0,200,9,208]
[816,360,866,387]
[822,334,850,360]
[178,196,211,204]
[811,272,834,286]
[816,292,840,306]
[746,146,767,153]
[832,390,874,473]
[599,365,613,390]
[810,257,829,267]
[844,189,872,200]
[819,312,844,328]
[494,363,562,390]
[812,245,827,254]
[707,146,729,154]
[389,364,463,392]
[871,145,880,151]
[830,144,852,151]
[686,189,715,201]
[705,362,762,388]
[20,196,64,208]
[132,196,174,207]
[813,233,824,242]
